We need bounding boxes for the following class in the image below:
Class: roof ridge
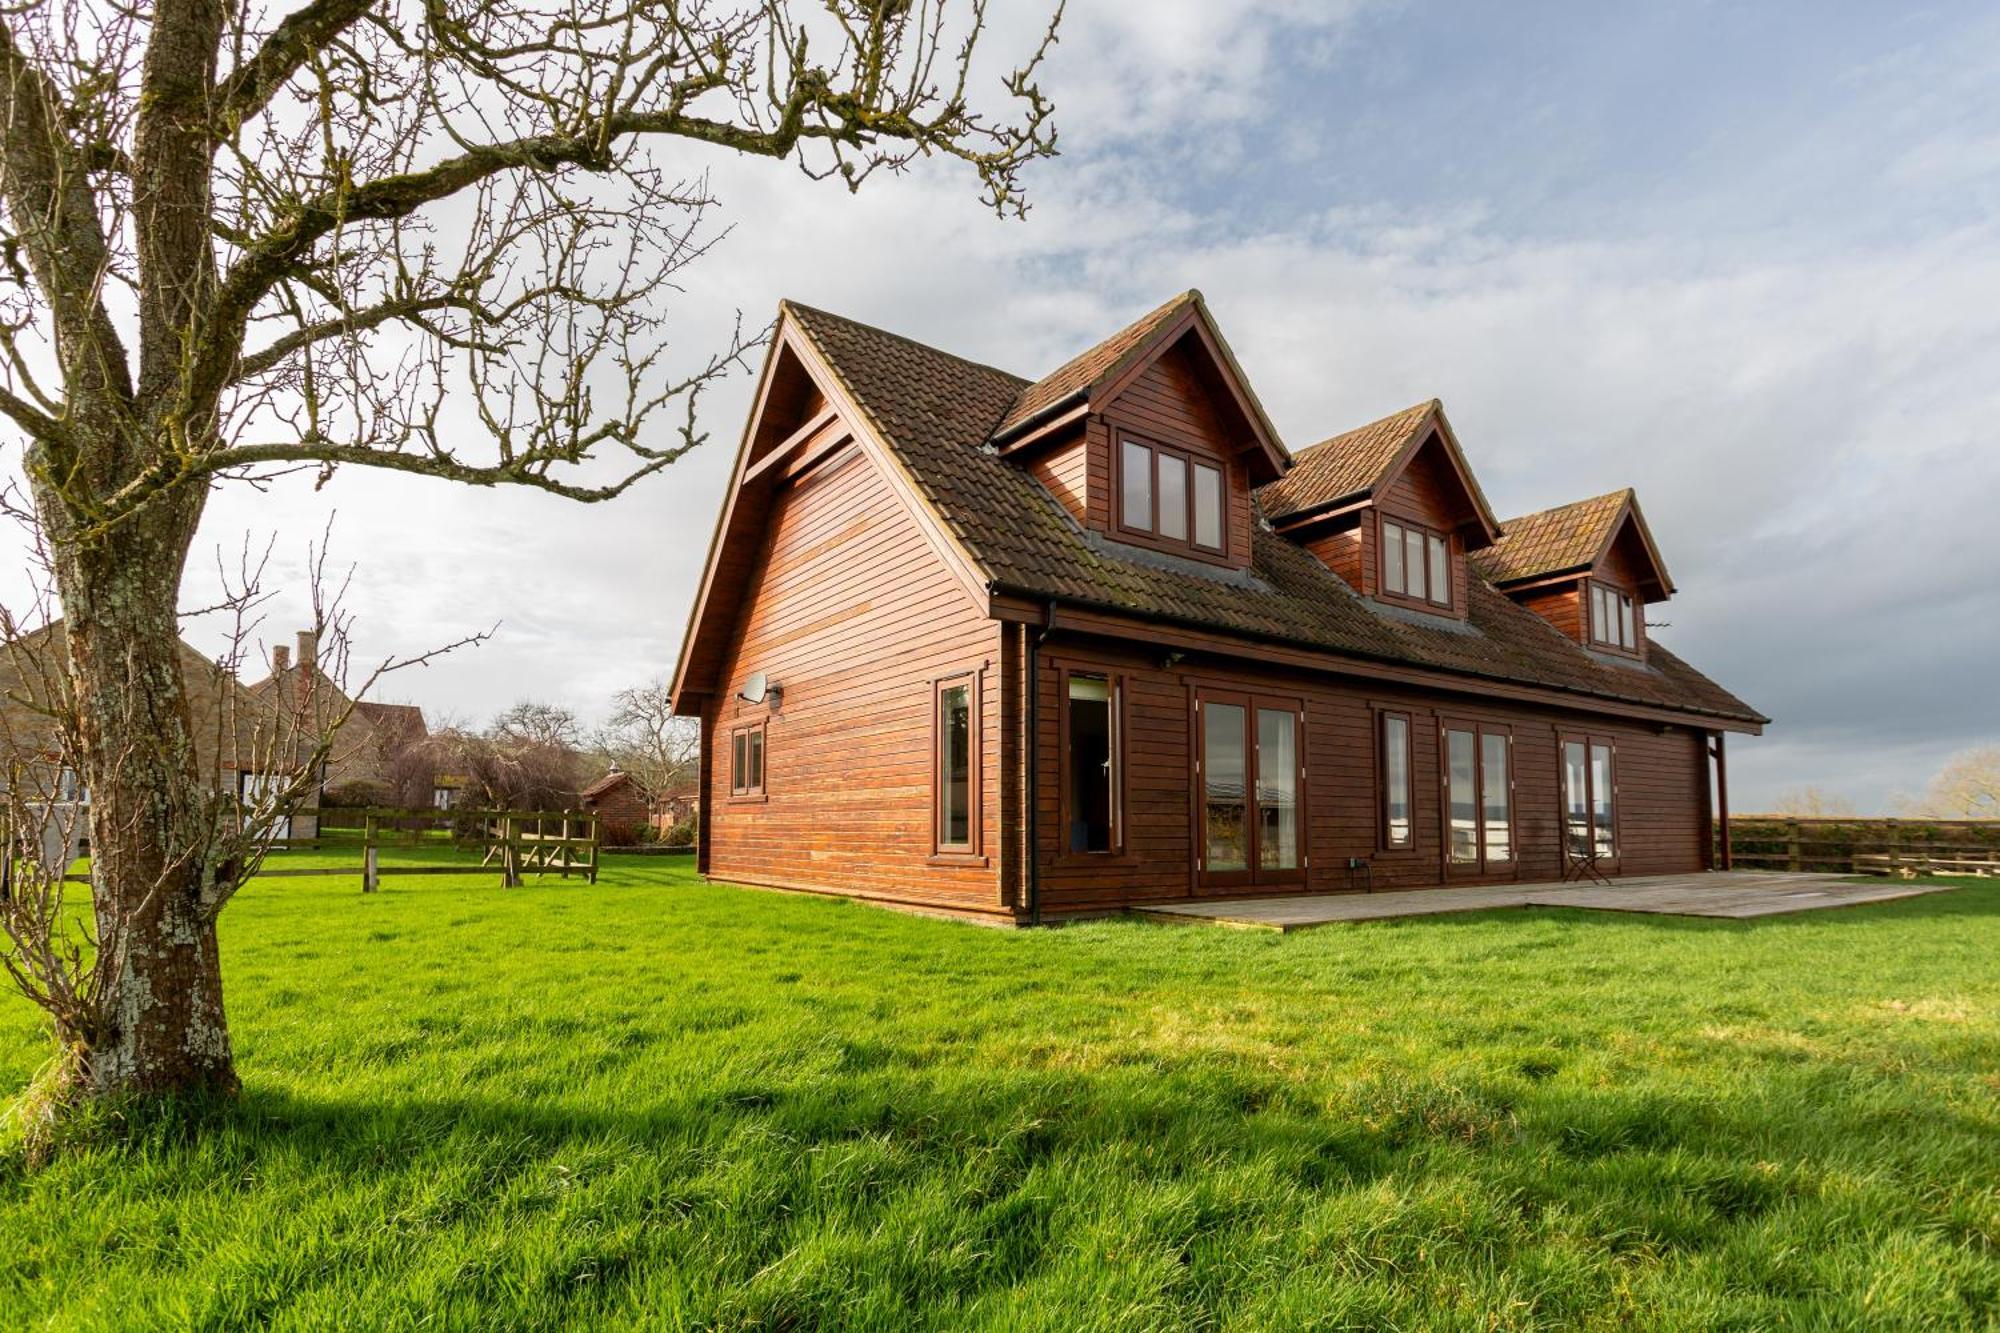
[1494,486,1632,528]
[780,300,1032,388]
[992,290,1202,437]
[1292,398,1439,456]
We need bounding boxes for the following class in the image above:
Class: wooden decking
[1132,872,1959,932]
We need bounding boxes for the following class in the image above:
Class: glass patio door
[1441,724,1513,878]
[1197,692,1304,889]
[1561,735,1619,872]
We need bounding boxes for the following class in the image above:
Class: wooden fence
[1718,816,2000,877]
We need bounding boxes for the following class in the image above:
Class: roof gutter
[992,582,1769,731]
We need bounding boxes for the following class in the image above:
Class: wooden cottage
[670,293,1766,922]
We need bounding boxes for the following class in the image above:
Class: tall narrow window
[1382,712,1412,848]
[1591,742,1616,859]
[1257,707,1299,872]
[1066,675,1117,853]
[1157,454,1188,541]
[1563,740,1590,856]
[1428,534,1450,606]
[1480,732,1512,863]
[1445,728,1478,865]
[1383,521,1407,594]
[1193,463,1223,550]
[1405,526,1428,601]
[729,721,766,797]
[936,678,975,851]
[1202,701,1249,873]
[1121,439,1152,530]
[1562,734,1618,863]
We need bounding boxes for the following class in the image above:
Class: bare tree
[1899,746,2000,820]
[594,678,696,794]
[1770,786,1858,819]
[0,1,1059,1112]
[492,699,580,750]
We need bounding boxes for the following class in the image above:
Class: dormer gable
[995,291,1289,570]
[1474,489,1674,660]
[1259,399,1501,620]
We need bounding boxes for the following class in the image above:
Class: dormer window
[1589,583,1638,652]
[1120,435,1225,556]
[1381,518,1451,608]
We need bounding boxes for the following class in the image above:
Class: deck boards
[1131,872,1958,930]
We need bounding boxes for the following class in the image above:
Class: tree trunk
[48,485,238,1101]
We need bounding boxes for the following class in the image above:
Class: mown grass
[2,854,1996,1330]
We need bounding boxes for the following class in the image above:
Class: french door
[1195,691,1305,889]
[1439,722,1514,878]
[1561,734,1620,873]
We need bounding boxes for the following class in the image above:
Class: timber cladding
[673,291,1764,924]
[700,442,1006,916]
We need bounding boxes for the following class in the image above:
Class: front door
[1196,691,1305,890]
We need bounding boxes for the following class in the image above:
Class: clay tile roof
[781,302,1763,727]
[351,700,427,735]
[995,291,1198,437]
[1475,489,1634,586]
[1258,400,1437,522]
[580,770,635,799]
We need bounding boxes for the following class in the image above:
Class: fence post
[502,815,520,887]
[363,812,378,894]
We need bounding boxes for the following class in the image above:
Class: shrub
[662,820,696,848]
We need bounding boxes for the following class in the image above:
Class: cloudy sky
[8,1,1999,811]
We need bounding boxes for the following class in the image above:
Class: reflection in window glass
[1157,453,1188,541]
[1591,742,1616,858]
[1405,526,1428,601]
[747,727,764,791]
[1121,439,1152,530]
[1204,702,1248,872]
[1482,733,1511,862]
[1384,715,1411,847]
[1619,596,1636,649]
[1257,708,1298,871]
[1194,464,1223,549]
[1428,535,1450,606]
[732,730,748,793]
[1383,520,1406,594]
[1564,740,1590,856]
[1446,729,1478,864]
[1067,676,1114,852]
[939,683,970,847]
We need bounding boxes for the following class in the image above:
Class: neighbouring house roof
[580,770,638,800]
[780,301,1763,728]
[1475,488,1675,596]
[350,700,428,744]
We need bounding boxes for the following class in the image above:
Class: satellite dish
[738,671,768,704]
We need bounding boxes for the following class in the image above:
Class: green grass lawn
[2,856,1996,1331]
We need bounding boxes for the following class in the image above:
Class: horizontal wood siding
[704,446,1007,916]
[1034,633,1712,915]
[1027,431,1090,526]
[1518,584,1584,641]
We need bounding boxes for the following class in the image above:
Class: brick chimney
[296,629,318,672]
[271,643,291,673]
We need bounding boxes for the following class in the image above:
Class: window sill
[726,792,768,805]
[927,852,989,868]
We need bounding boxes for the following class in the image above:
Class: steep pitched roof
[779,303,1762,728]
[352,701,427,737]
[998,292,1192,436]
[1476,488,1675,595]
[581,769,637,800]
[1260,400,1436,521]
